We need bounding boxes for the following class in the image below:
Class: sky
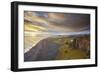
[24,11,90,33]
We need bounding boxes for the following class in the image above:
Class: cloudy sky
[24,11,90,33]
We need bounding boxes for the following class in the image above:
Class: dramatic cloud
[24,11,90,32]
